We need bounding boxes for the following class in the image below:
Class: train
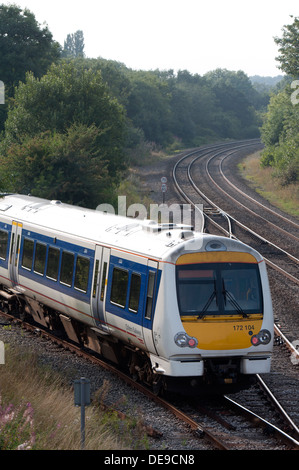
[0,194,274,394]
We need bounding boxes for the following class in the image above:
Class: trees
[63,30,85,58]
[260,87,299,185]
[1,60,127,207]
[0,4,60,91]
[204,69,260,138]
[3,60,126,175]
[260,16,299,185]
[126,71,172,146]
[1,124,114,208]
[275,16,299,77]
[0,3,60,131]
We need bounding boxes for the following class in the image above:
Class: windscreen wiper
[222,281,248,318]
[197,280,217,319]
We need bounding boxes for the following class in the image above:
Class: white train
[0,194,273,393]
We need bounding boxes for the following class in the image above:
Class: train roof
[0,194,262,263]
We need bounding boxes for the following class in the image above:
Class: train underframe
[0,287,256,395]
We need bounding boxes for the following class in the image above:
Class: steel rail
[274,323,299,363]
[201,148,299,251]
[223,395,299,449]
[218,150,299,231]
[172,142,299,286]
[256,374,299,439]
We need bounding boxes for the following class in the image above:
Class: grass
[238,151,299,218]
[0,344,149,450]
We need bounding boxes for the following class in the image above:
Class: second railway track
[173,140,299,286]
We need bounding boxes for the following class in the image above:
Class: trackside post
[74,377,91,449]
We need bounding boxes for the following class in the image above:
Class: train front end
[151,235,274,394]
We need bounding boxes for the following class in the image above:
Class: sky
[3,0,299,77]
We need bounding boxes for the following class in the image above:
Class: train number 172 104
[233,324,255,331]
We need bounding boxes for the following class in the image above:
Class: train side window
[0,230,8,260]
[110,267,128,308]
[34,243,47,275]
[60,251,75,287]
[74,256,90,293]
[129,273,141,313]
[46,247,60,281]
[21,239,34,270]
[145,271,156,319]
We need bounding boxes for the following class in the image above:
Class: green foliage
[0,3,60,130]
[0,4,271,205]
[0,4,60,90]
[260,89,292,147]
[260,86,299,185]
[3,60,127,178]
[275,16,299,77]
[260,16,299,186]
[63,30,85,58]
[1,123,115,208]
[204,69,261,138]
[126,70,172,146]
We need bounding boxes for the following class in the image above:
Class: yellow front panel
[177,251,262,350]
[183,316,263,350]
[177,252,258,265]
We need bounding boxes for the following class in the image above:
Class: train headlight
[174,332,198,348]
[251,329,271,346]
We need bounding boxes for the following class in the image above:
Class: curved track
[170,139,299,447]
[172,140,299,286]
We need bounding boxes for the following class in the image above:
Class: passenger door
[91,245,110,331]
[9,221,23,285]
[142,260,159,354]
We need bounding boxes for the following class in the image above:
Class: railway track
[169,139,299,447]
[1,308,298,450]
[173,140,299,286]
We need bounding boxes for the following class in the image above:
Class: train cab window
[34,243,47,275]
[0,230,8,260]
[46,247,60,281]
[177,263,263,317]
[110,268,128,308]
[74,256,90,293]
[60,251,75,287]
[145,271,156,319]
[129,273,141,313]
[22,239,34,270]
